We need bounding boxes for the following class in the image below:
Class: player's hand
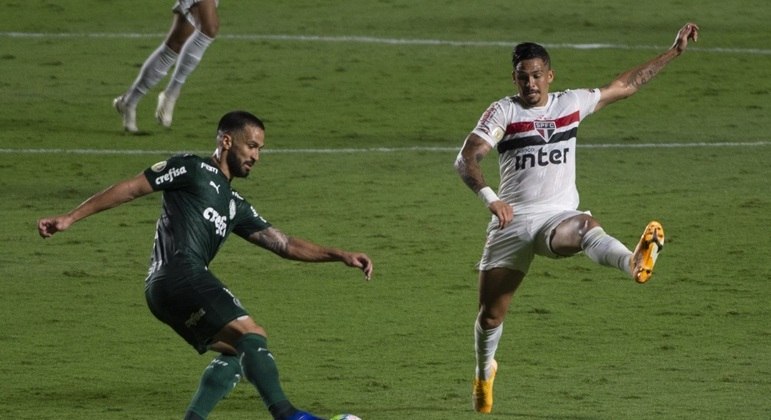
[37,215,73,238]
[672,22,699,54]
[345,252,373,280]
[489,200,514,229]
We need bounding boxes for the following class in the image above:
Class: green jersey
[143,154,271,276]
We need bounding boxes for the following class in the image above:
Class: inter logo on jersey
[534,120,557,142]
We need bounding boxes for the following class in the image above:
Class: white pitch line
[2,31,770,55]
[0,142,768,156]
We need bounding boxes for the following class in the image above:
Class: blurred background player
[113,0,220,132]
[38,111,373,419]
[454,23,699,413]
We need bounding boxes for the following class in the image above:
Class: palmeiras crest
[534,120,557,142]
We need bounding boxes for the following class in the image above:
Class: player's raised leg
[550,213,664,283]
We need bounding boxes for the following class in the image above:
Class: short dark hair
[512,42,551,69]
[217,111,264,135]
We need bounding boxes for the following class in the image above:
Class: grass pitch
[1,1,769,419]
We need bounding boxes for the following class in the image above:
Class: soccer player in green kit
[37,111,373,420]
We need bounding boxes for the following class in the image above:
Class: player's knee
[478,307,505,329]
[575,214,600,235]
[166,31,192,53]
[551,214,600,254]
[561,214,600,240]
[199,19,219,38]
[246,323,266,337]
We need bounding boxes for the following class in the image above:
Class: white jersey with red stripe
[472,89,601,212]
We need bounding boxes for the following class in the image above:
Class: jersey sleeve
[144,154,196,191]
[232,195,272,238]
[567,88,602,120]
[471,100,509,147]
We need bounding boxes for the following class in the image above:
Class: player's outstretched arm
[248,227,374,280]
[595,22,699,112]
[37,173,154,238]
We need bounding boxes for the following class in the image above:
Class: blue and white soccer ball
[330,415,362,420]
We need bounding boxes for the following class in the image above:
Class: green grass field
[1,1,770,419]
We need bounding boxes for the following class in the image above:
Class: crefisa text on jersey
[203,207,228,237]
[154,166,188,185]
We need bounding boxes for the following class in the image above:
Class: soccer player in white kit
[454,22,699,413]
[113,0,220,132]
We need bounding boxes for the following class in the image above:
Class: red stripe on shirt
[505,110,580,136]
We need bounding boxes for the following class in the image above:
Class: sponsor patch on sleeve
[151,160,168,173]
[492,126,505,142]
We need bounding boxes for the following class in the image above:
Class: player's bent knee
[565,213,600,235]
[477,311,505,329]
[552,214,601,254]
[212,317,268,347]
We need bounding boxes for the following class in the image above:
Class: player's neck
[208,153,233,182]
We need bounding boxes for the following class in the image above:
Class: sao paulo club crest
[534,120,557,142]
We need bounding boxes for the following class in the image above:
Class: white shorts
[172,0,219,28]
[478,208,589,273]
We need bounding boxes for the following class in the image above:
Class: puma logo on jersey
[209,181,221,194]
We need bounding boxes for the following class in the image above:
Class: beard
[227,152,249,178]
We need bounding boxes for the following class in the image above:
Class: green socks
[184,334,295,419]
[235,333,292,412]
[184,354,242,419]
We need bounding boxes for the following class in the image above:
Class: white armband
[477,187,500,207]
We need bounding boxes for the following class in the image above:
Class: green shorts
[145,261,248,354]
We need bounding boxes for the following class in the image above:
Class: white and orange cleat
[631,221,665,283]
[472,360,497,413]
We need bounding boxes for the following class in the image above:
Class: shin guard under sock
[184,354,241,419]
[235,333,291,411]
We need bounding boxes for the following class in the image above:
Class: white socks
[124,44,178,108]
[164,30,214,99]
[475,319,502,380]
[581,226,633,276]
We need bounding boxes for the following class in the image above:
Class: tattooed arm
[454,133,493,194]
[454,133,514,229]
[247,227,373,280]
[595,22,699,112]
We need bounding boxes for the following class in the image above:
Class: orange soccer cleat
[632,221,665,283]
[472,360,497,413]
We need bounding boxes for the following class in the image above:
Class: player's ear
[220,132,233,150]
[547,69,555,83]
